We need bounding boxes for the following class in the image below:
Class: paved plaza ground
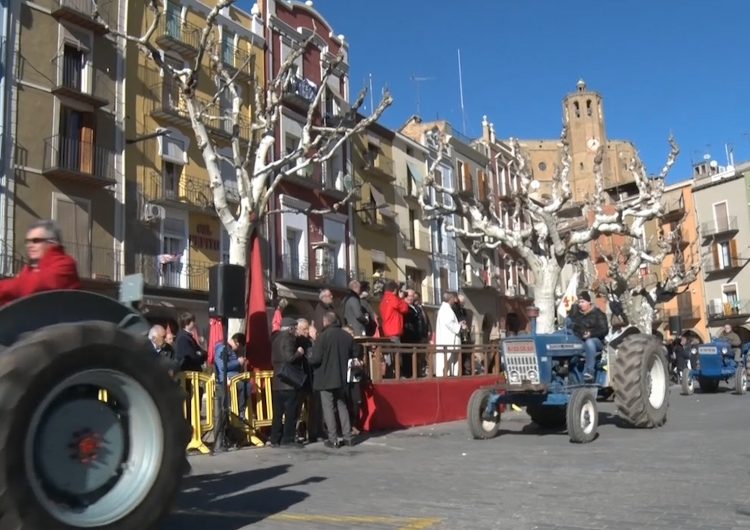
[163,384,750,530]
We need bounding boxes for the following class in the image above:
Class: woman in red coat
[0,220,81,306]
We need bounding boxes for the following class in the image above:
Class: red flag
[207,317,224,365]
[245,232,272,370]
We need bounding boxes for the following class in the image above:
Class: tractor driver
[0,219,81,306]
[566,291,609,382]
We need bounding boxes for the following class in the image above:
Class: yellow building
[124,0,265,324]
[352,122,399,302]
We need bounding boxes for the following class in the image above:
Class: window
[165,2,181,39]
[574,101,580,118]
[719,241,731,269]
[723,285,739,315]
[462,251,471,284]
[285,133,299,156]
[161,217,186,288]
[285,228,302,279]
[62,44,86,92]
[714,202,729,232]
[59,107,95,174]
[280,39,303,77]
[439,267,449,294]
[408,209,416,246]
[222,29,235,66]
[586,99,592,116]
[162,161,180,199]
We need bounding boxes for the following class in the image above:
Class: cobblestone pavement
[163,385,750,530]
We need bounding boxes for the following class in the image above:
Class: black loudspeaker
[668,315,683,335]
[208,264,246,318]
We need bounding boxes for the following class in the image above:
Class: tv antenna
[410,74,435,116]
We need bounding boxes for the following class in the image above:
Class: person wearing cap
[566,291,609,382]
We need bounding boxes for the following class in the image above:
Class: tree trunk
[622,292,654,334]
[226,232,249,336]
[532,261,561,334]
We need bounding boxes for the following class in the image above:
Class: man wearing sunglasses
[0,219,81,305]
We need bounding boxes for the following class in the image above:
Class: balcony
[320,168,351,199]
[661,195,686,223]
[42,135,115,186]
[362,151,395,180]
[707,299,750,321]
[703,255,746,275]
[279,253,347,287]
[149,81,252,142]
[663,305,700,321]
[144,173,214,211]
[64,240,121,282]
[282,74,318,108]
[154,13,200,58]
[358,205,396,232]
[51,0,108,34]
[51,51,108,108]
[221,41,255,80]
[403,229,431,253]
[137,254,212,292]
[702,216,738,238]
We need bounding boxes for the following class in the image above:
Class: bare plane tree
[420,126,683,333]
[94,0,392,332]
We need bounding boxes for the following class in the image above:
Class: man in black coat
[174,312,205,372]
[309,311,355,448]
[566,291,609,382]
[270,318,306,447]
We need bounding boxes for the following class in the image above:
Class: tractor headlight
[690,347,698,355]
[527,369,539,384]
[721,347,728,355]
[508,370,521,384]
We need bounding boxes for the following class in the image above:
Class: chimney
[482,115,490,143]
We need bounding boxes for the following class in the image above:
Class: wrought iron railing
[137,254,213,291]
[701,216,738,237]
[154,12,201,52]
[43,135,115,181]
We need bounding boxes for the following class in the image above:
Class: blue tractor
[467,307,670,444]
[680,339,748,395]
[0,290,190,529]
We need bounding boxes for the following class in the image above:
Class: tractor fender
[0,290,149,348]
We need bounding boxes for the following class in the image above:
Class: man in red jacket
[380,280,409,339]
[0,219,81,306]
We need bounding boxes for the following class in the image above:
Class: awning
[369,184,396,218]
[406,161,426,188]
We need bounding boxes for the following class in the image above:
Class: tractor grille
[502,340,540,385]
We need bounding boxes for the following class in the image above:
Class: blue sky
[251,1,750,183]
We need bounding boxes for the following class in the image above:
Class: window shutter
[730,239,738,267]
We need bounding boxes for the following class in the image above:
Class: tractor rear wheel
[613,334,669,428]
[467,388,500,440]
[526,405,566,429]
[566,389,598,443]
[0,321,191,530]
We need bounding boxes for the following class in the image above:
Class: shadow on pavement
[164,465,326,530]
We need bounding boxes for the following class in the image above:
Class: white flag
[557,274,579,320]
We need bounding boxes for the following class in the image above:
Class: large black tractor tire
[566,389,598,444]
[467,388,500,440]
[613,334,669,428]
[526,405,566,429]
[697,377,720,393]
[0,321,191,530]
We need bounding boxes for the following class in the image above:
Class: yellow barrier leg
[185,374,210,454]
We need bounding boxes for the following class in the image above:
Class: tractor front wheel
[735,366,747,395]
[680,370,694,396]
[566,389,598,444]
[467,388,500,440]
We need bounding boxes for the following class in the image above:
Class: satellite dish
[709,160,718,168]
[703,154,711,161]
[530,180,541,191]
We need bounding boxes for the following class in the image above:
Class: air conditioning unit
[709,298,723,317]
[143,203,166,222]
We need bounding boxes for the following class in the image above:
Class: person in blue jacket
[212,333,247,454]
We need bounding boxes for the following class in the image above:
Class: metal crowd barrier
[177,370,276,452]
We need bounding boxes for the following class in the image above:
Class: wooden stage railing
[356,338,502,383]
